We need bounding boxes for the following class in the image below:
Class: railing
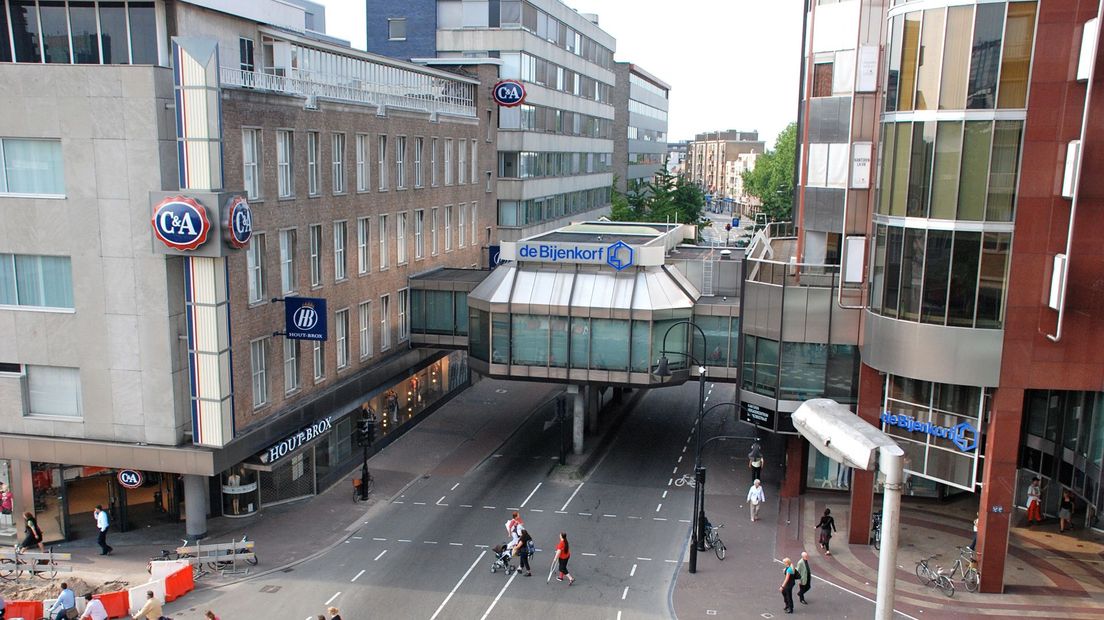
[219,67,477,118]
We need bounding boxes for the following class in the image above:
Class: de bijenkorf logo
[606,240,633,271]
[880,411,978,453]
[951,421,978,452]
[152,195,211,251]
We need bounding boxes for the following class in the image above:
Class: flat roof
[410,268,492,283]
[526,221,680,245]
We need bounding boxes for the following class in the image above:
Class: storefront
[0,459,14,543]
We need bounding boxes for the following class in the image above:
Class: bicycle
[871,511,882,550]
[673,474,696,488]
[147,538,190,573]
[703,523,726,560]
[945,546,979,592]
[0,546,59,580]
[915,554,955,597]
[206,534,260,571]
[353,473,374,502]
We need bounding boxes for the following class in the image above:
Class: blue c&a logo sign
[225,195,254,248]
[151,195,211,251]
[606,240,633,271]
[881,412,978,452]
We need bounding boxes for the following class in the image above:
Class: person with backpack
[18,511,44,553]
[514,527,534,576]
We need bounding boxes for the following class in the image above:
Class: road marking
[475,544,489,548]
[436,496,447,506]
[480,570,518,620]
[555,510,567,514]
[483,505,496,509]
[621,587,629,600]
[398,539,412,543]
[654,518,667,521]
[373,550,387,561]
[668,478,674,486]
[414,502,427,505]
[682,446,687,453]
[578,512,592,516]
[425,541,438,544]
[430,550,487,620]
[630,563,637,577]
[662,490,668,499]
[325,592,341,605]
[617,612,623,620]
[373,537,387,541]
[351,569,365,582]
[665,559,678,563]
[603,514,617,518]
[560,482,585,512]
[450,542,463,546]
[460,504,473,508]
[656,503,662,512]
[637,557,652,561]
[450,483,460,491]
[627,516,642,520]
[493,454,503,458]
[678,519,691,523]
[677,456,683,464]
[343,540,351,544]
[393,501,404,504]
[531,509,544,513]
[672,467,678,474]
[582,552,597,557]
[352,536,362,540]
[520,482,542,508]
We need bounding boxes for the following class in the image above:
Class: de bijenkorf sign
[606,240,633,271]
[492,79,526,107]
[285,296,328,341]
[151,195,211,251]
[881,411,978,452]
[516,240,634,270]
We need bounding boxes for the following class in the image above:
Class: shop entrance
[45,466,181,542]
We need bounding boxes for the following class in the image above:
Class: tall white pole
[874,445,905,620]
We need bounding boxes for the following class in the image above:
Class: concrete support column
[780,435,805,498]
[587,385,600,434]
[977,386,1025,593]
[567,385,585,455]
[848,363,884,544]
[183,474,209,541]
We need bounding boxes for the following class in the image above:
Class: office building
[612,62,670,191]
[686,130,765,199]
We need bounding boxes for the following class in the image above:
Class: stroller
[490,543,516,575]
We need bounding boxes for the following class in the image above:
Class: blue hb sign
[881,411,978,452]
[285,296,328,341]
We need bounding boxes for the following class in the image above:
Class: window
[471,140,478,185]
[458,204,466,247]
[239,36,254,72]
[250,338,268,407]
[415,210,425,259]
[279,229,297,294]
[397,212,408,264]
[242,129,260,199]
[444,206,453,251]
[414,138,424,187]
[431,208,439,255]
[471,203,478,246]
[967,3,1005,110]
[458,139,467,184]
[378,135,389,190]
[0,254,73,309]
[431,138,439,186]
[357,217,371,274]
[396,136,407,189]
[398,289,409,341]
[812,62,833,97]
[939,6,973,110]
[388,17,407,40]
[359,301,372,359]
[246,233,266,303]
[0,139,64,195]
[312,341,324,381]
[380,294,391,350]
[914,9,944,110]
[998,3,1037,109]
[332,133,346,194]
[283,339,299,393]
[25,365,81,417]
[356,134,370,192]
[333,221,347,281]
[378,214,389,270]
[307,132,320,195]
[277,131,293,198]
[309,224,323,286]
[336,309,349,369]
[444,139,453,184]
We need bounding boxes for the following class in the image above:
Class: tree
[742,122,797,222]
[607,156,705,225]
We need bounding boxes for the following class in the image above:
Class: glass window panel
[898,228,925,321]
[889,375,932,404]
[39,1,70,63]
[425,290,455,335]
[653,319,688,371]
[3,139,64,195]
[906,121,936,217]
[925,446,975,488]
[967,3,1005,109]
[986,121,1023,222]
[825,345,860,401]
[0,3,10,63]
[590,319,629,371]
[957,121,992,221]
[741,335,756,391]
[10,0,40,63]
[890,123,912,216]
[543,317,566,368]
[914,8,944,110]
[0,256,15,304]
[128,2,157,64]
[939,6,973,109]
[1089,395,1104,466]
[469,309,488,361]
[26,365,81,417]
[870,224,887,311]
[947,231,981,327]
[780,342,827,400]
[934,383,981,416]
[920,230,952,324]
[69,2,99,64]
[976,232,1010,328]
[877,123,897,215]
[729,318,741,369]
[570,317,590,368]
[630,320,651,373]
[897,12,922,111]
[885,15,903,112]
[754,338,779,397]
[930,121,963,219]
[491,313,510,363]
[1025,390,1048,437]
[511,315,549,365]
[882,226,904,318]
[455,294,468,336]
[998,2,1037,108]
[693,315,730,367]
[99,2,127,64]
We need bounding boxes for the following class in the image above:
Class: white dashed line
[352,536,362,540]
[656,503,662,512]
[662,490,668,499]
[450,542,464,546]
[475,545,489,549]
[351,569,365,581]
[679,519,691,523]
[582,552,597,557]
[373,550,387,561]
[654,518,667,521]
[325,592,341,605]
[621,587,629,600]
[483,506,496,509]
[450,483,460,491]
[677,456,683,463]
[398,539,412,543]
[460,504,473,508]
[531,509,544,513]
[555,510,567,514]
[672,467,678,474]
[682,446,687,453]
[665,559,678,563]
[617,612,623,620]
[493,454,503,458]
[425,541,438,545]
[578,512,592,516]
[637,557,652,561]
[393,501,405,504]
[373,537,388,541]
[560,482,585,512]
[414,502,427,506]
[520,482,542,508]
[603,514,617,518]
[627,516,642,520]
[630,563,637,577]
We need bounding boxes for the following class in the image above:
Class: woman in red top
[555,531,575,585]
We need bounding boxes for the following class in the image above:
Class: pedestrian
[779,557,796,614]
[1026,477,1043,526]
[554,531,575,585]
[748,442,764,482]
[78,594,108,620]
[18,511,45,553]
[969,512,978,550]
[815,508,836,555]
[796,551,812,605]
[131,590,162,620]
[746,479,765,522]
[1059,489,1075,533]
[93,505,112,555]
[47,582,77,620]
[204,612,220,620]
[327,606,342,620]
[514,526,533,576]
[0,484,12,518]
[505,511,523,540]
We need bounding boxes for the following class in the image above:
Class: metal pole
[360,443,370,501]
[874,446,904,620]
[558,396,567,466]
[696,369,707,552]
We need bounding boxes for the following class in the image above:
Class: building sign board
[285,297,328,341]
[880,411,978,452]
[492,79,526,107]
[117,469,144,489]
[151,195,211,251]
[856,44,879,92]
[488,245,503,267]
[223,195,254,248]
[260,416,333,464]
[510,240,636,270]
[851,142,872,189]
[741,402,775,428]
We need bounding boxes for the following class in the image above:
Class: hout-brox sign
[261,417,333,464]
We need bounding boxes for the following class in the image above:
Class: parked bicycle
[945,546,979,592]
[915,554,955,597]
[206,534,259,571]
[0,546,59,580]
[871,511,882,550]
[147,538,191,573]
[353,473,374,502]
[703,522,726,560]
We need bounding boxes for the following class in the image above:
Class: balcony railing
[219,67,477,118]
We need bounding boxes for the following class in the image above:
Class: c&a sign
[152,196,211,251]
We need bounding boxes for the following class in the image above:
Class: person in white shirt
[79,593,108,620]
[93,506,112,555]
[747,479,766,522]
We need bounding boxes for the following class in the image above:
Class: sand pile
[0,575,128,601]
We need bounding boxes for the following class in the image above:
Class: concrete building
[0,0,490,543]
[725,153,761,217]
[612,63,670,191]
[686,130,765,198]
[365,0,618,242]
[666,140,689,175]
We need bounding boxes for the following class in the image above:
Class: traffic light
[356,416,375,447]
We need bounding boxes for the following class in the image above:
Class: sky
[315,0,803,148]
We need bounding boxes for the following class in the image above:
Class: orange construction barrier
[5,600,43,619]
[94,589,130,618]
[164,564,195,602]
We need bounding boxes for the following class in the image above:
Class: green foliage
[607,157,706,226]
[742,122,797,222]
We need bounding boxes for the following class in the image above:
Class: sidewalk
[0,378,560,601]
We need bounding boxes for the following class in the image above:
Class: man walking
[93,505,112,555]
[796,551,812,605]
[747,479,765,522]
